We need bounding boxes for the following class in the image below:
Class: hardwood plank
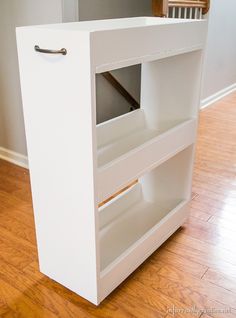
[0,206,35,229]
[0,278,58,318]
[0,305,11,317]
[202,268,236,294]
[192,193,236,210]
[0,225,37,258]
[192,179,236,197]
[0,214,36,245]
[134,262,234,318]
[0,237,34,270]
[112,289,166,318]
[190,199,214,213]
[180,224,236,256]
[208,215,236,232]
[182,218,236,254]
[171,233,236,268]
[151,246,208,278]
[189,207,211,221]
[210,204,236,216]
[0,190,32,214]
[120,279,199,317]
[193,172,236,191]
[158,264,236,310]
[192,186,236,203]
[164,239,236,279]
[186,215,236,242]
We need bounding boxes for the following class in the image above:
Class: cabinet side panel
[16,28,99,304]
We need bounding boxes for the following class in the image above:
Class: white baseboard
[0,147,28,169]
[201,83,236,110]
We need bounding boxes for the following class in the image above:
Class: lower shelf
[100,183,181,270]
[98,146,193,302]
[99,182,189,302]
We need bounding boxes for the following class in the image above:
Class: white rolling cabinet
[16,17,207,305]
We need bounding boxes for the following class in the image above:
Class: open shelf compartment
[97,109,193,168]
[97,51,202,202]
[98,146,193,301]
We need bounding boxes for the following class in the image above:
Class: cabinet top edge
[16,16,207,34]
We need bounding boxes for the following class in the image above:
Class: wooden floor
[0,92,236,318]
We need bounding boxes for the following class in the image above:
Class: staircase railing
[152,0,210,18]
[102,72,140,111]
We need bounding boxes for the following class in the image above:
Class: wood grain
[158,264,236,309]
[189,207,211,221]
[171,234,236,268]
[0,92,236,316]
[202,267,236,294]
[135,262,234,318]
[151,247,208,278]
[152,0,210,16]
[152,0,169,17]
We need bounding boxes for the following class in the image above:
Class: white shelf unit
[16,17,207,305]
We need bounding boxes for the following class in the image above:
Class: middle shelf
[97,108,197,202]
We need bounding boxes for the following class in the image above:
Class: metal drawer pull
[34,45,67,55]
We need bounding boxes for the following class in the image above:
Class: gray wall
[201,0,236,100]
[0,0,63,155]
[78,0,152,21]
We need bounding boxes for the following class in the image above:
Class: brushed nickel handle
[34,45,67,55]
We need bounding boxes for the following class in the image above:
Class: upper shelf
[18,17,207,73]
[33,17,204,32]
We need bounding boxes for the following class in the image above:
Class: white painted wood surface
[97,117,197,203]
[16,17,207,305]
